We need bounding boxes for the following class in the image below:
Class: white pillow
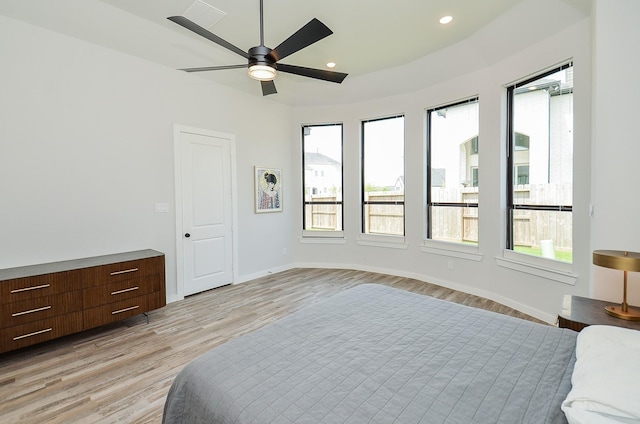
[562,325,640,424]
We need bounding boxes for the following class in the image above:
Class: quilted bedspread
[163,284,577,424]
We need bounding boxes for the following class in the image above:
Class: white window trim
[420,240,483,261]
[357,233,408,249]
[299,233,347,245]
[301,230,345,239]
[496,249,577,285]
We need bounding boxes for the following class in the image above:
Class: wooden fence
[304,198,342,230]
[511,184,572,250]
[306,184,572,251]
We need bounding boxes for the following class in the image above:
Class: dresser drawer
[82,275,160,308]
[0,291,83,327]
[86,256,164,285]
[83,295,149,329]
[0,270,86,304]
[0,312,84,353]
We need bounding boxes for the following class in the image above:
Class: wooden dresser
[0,249,165,354]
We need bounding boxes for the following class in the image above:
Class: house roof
[305,152,340,168]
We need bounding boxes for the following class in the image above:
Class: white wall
[0,15,294,300]
[591,0,640,304]
[292,18,592,323]
[4,1,637,324]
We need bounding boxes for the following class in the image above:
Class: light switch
[155,203,169,213]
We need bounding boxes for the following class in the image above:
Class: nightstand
[558,295,640,332]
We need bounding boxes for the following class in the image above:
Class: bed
[163,284,586,423]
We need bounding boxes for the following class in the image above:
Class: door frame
[173,124,239,301]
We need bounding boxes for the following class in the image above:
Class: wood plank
[0,268,545,423]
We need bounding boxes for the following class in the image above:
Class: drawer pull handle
[112,305,139,315]
[12,305,52,317]
[13,328,52,341]
[11,284,50,294]
[111,286,139,295]
[110,268,139,276]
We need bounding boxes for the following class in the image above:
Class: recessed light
[439,15,453,25]
[326,62,336,68]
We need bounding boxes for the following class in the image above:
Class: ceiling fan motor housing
[248,45,276,69]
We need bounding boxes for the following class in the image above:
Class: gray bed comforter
[163,284,577,424]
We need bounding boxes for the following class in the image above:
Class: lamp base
[605,305,640,321]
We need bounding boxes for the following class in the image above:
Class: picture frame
[254,166,282,213]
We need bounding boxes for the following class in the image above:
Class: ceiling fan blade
[278,64,348,83]
[261,80,277,96]
[179,64,247,73]
[269,18,333,62]
[168,16,249,59]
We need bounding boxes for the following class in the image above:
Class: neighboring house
[431,169,446,188]
[304,152,341,197]
[513,73,574,188]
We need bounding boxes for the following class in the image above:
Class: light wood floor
[0,268,546,424]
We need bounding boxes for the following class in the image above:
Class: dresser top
[0,249,164,280]
[559,294,640,330]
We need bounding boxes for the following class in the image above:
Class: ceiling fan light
[248,64,276,81]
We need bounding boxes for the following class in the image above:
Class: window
[426,98,479,245]
[302,124,343,234]
[471,167,479,187]
[470,136,479,155]
[361,115,405,236]
[506,63,573,262]
[515,165,529,185]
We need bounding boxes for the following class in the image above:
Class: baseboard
[273,261,558,325]
[234,264,295,285]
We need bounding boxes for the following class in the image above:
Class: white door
[175,127,234,297]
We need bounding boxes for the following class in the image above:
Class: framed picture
[255,167,282,213]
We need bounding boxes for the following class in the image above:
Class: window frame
[505,62,573,260]
[360,115,406,239]
[425,97,480,244]
[301,123,344,238]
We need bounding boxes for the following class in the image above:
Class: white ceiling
[0,0,590,107]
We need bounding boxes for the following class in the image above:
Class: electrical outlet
[447,260,454,270]
[282,248,288,256]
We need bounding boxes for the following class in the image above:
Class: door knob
[185,233,191,238]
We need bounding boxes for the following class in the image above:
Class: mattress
[163,283,577,424]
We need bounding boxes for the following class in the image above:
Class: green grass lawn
[514,245,572,263]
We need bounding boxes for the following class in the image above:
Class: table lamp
[593,250,640,320]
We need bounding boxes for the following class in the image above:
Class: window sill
[495,250,577,285]
[301,230,344,239]
[298,236,347,245]
[357,234,408,250]
[420,241,483,261]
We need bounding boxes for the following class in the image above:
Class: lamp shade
[593,250,640,272]
[593,250,640,320]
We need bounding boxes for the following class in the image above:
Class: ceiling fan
[168,0,348,96]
